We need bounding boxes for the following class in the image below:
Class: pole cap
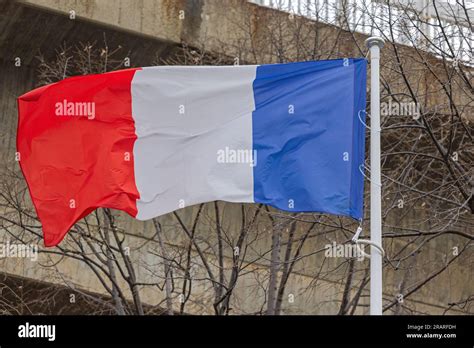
[365,36,385,49]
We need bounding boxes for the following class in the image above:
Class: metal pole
[365,36,384,315]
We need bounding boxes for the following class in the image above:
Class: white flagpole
[366,36,384,315]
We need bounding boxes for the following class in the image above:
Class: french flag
[17,59,367,246]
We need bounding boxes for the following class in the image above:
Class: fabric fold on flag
[17,59,367,247]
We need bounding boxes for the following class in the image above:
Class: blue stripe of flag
[252,58,367,220]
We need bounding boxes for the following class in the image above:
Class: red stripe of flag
[17,68,141,246]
